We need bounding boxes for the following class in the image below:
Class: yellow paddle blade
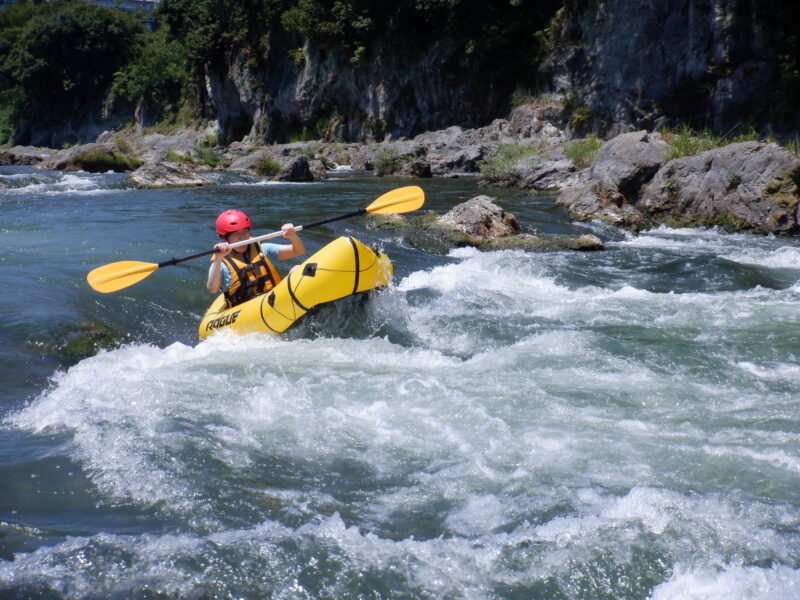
[87,260,159,293]
[366,185,425,214]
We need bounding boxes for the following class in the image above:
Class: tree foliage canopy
[1,0,142,120]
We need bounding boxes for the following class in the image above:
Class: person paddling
[207,210,305,307]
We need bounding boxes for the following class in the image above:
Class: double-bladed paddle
[87,185,424,293]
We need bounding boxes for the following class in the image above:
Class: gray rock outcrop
[35,143,114,171]
[554,134,800,235]
[556,131,669,230]
[128,161,212,188]
[368,195,603,252]
[437,196,520,239]
[0,146,56,165]
[130,128,213,164]
[275,155,315,181]
[227,147,325,181]
[639,142,800,234]
[589,131,669,197]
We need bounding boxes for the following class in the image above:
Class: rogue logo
[205,310,242,332]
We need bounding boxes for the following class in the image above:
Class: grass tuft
[564,135,602,169]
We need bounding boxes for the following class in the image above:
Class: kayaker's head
[216,209,252,252]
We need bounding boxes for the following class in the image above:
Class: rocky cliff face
[206,31,517,144]
[13,1,798,147]
[206,0,798,145]
[540,0,799,136]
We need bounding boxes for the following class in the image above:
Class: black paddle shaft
[156,208,368,269]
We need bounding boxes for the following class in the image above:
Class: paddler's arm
[277,223,305,259]
[207,243,231,293]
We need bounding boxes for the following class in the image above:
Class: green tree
[2,0,142,137]
[0,0,44,142]
[108,26,189,121]
[157,0,283,68]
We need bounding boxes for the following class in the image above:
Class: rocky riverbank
[2,101,798,237]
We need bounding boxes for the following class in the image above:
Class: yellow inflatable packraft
[199,236,392,338]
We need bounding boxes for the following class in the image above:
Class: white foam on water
[395,245,798,360]
[737,361,800,384]
[722,244,800,271]
[615,225,800,272]
[614,225,740,251]
[4,243,799,598]
[649,564,800,600]
[6,333,469,521]
[235,180,321,187]
[5,483,795,600]
[1,171,130,197]
[702,444,800,476]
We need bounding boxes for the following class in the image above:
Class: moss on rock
[66,149,142,172]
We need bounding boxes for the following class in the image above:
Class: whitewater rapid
[4,235,799,598]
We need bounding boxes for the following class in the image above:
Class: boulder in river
[555,131,668,231]
[436,195,521,239]
[367,195,603,252]
[35,143,141,172]
[639,142,800,234]
[555,134,800,235]
[275,155,316,181]
[1,146,56,165]
[128,161,212,188]
[228,148,324,181]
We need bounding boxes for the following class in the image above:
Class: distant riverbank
[3,102,800,236]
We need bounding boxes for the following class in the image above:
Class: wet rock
[639,142,800,234]
[479,233,604,251]
[275,155,315,181]
[555,131,670,231]
[557,172,646,231]
[437,195,520,239]
[36,143,111,171]
[68,149,141,173]
[371,143,429,177]
[131,127,215,164]
[399,158,433,178]
[1,146,56,165]
[228,148,324,181]
[367,196,603,253]
[60,322,121,363]
[228,149,274,172]
[31,140,141,172]
[128,161,212,188]
[29,321,122,367]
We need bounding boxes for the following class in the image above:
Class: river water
[1,166,799,599]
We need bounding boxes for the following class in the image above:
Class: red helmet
[215,210,252,236]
